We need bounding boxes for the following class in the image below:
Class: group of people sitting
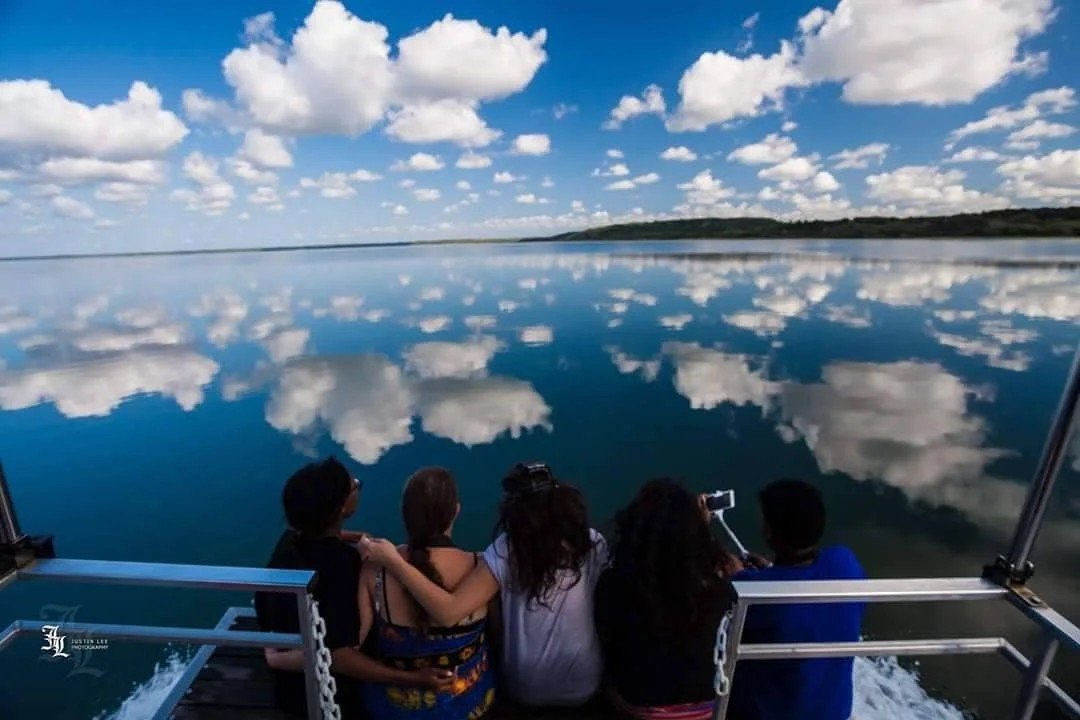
[254,458,865,720]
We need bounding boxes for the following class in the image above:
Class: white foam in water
[96,651,964,719]
[92,651,189,720]
[853,656,968,720]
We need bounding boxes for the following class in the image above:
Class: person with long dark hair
[254,458,454,718]
[595,478,738,720]
[358,467,495,719]
[360,462,607,708]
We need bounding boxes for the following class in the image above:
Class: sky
[0,0,1078,255]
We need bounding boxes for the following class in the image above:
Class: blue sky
[0,0,1078,254]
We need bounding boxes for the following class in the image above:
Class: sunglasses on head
[502,461,558,497]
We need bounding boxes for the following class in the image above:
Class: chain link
[307,595,342,720]
[712,609,734,697]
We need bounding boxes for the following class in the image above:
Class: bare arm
[363,538,499,626]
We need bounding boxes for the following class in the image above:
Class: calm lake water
[0,239,1077,719]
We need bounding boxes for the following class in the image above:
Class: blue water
[0,239,1077,719]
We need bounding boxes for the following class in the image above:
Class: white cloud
[456,180,472,191]
[415,376,551,446]
[759,156,820,182]
[607,149,624,159]
[659,314,693,330]
[394,14,547,102]
[171,152,236,215]
[92,182,148,204]
[417,315,452,333]
[181,88,248,128]
[822,304,871,328]
[605,180,635,191]
[392,152,444,171]
[725,310,788,336]
[830,142,890,169]
[660,146,698,162]
[778,361,1008,502]
[678,170,737,206]
[667,43,802,131]
[0,348,218,418]
[729,133,798,165]
[266,354,414,464]
[230,158,278,185]
[553,103,577,119]
[493,171,523,184]
[464,315,496,331]
[403,335,501,378]
[300,172,358,199]
[511,133,551,156]
[604,84,666,129]
[662,342,775,411]
[604,346,661,382]
[781,120,798,132]
[998,149,1080,202]
[798,0,1054,106]
[949,87,1075,142]
[456,151,492,169]
[385,99,500,147]
[541,176,555,188]
[238,128,293,168]
[37,157,165,185]
[515,193,543,204]
[865,165,1009,213]
[811,171,840,192]
[51,195,95,220]
[413,187,441,202]
[944,147,1003,163]
[633,172,660,185]
[519,325,553,345]
[1006,119,1075,145]
[0,80,188,159]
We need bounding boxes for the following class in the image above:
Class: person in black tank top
[254,458,455,718]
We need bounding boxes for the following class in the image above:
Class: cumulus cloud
[0,80,188,160]
[511,133,551,156]
[660,146,698,162]
[493,171,523,184]
[662,342,776,411]
[392,152,444,171]
[415,376,551,446]
[944,147,1003,163]
[604,84,666,129]
[677,170,737,207]
[0,348,218,418]
[798,0,1054,106]
[729,134,798,165]
[190,3,547,148]
[37,157,166,185]
[1006,119,1075,146]
[830,142,890,169]
[604,346,661,382]
[456,151,492,169]
[759,156,820,183]
[519,325,553,345]
[949,86,1075,142]
[299,170,381,198]
[403,335,502,378]
[997,150,1080,202]
[667,43,802,131]
[865,165,1009,213]
[51,195,95,220]
[171,152,236,215]
[238,128,293,168]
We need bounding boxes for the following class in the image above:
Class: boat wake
[92,651,967,719]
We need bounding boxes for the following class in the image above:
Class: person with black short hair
[730,479,865,720]
[254,458,453,719]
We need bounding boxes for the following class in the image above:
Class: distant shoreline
[2,206,1077,262]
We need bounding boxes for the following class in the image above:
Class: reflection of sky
[0,240,1078,719]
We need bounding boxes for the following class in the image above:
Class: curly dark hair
[494,463,592,609]
[402,467,459,630]
[610,478,735,638]
[282,457,353,537]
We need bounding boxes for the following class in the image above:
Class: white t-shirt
[482,529,608,706]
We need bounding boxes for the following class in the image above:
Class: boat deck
[171,614,610,719]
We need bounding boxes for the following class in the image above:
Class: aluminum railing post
[713,601,748,720]
[1012,633,1059,720]
[0,463,25,546]
[297,590,323,720]
[999,345,1080,582]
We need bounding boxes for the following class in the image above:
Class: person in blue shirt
[730,479,866,720]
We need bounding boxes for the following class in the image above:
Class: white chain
[712,609,734,697]
[307,595,342,720]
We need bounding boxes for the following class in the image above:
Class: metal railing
[712,577,1080,720]
[0,557,324,720]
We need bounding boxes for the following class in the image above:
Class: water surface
[0,239,1077,719]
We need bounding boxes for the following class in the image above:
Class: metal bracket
[982,553,1034,587]
[1007,582,1048,609]
[0,534,56,579]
